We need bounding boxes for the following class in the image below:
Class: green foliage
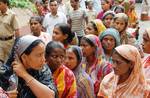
[9,0,37,13]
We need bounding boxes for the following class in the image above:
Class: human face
[49,1,58,14]
[113,18,126,33]
[85,23,97,35]
[65,50,78,70]
[46,48,65,72]
[103,14,113,28]
[102,35,115,51]
[0,2,7,13]
[23,43,45,70]
[142,32,150,54]
[80,39,95,57]
[112,51,132,76]
[30,19,42,36]
[70,0,78,9]
[52,27,67,43]
[101,1,110,11]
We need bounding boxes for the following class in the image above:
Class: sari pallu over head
[98,45,150,98]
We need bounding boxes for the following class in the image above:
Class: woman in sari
[98,45,150,98]
[85,19,106,36]
[142,28,150,85]
[80,34,112,95]
[99,28,121,64]
[45,41,77,98]
[65,45,95,98]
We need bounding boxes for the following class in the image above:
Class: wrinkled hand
[12,60,28,78]
[7,90,18,98]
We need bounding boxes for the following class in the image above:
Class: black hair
[81,37,95,47]
[49,0,58,3]
[54,23,75,44]
[45,41,65,57]
[29,16,43,25]
[0,0,9,6]
[23,40,44,55]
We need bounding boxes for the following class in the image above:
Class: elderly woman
[98,45,150,98]
[11,35,57,98]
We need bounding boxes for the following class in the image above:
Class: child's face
[70,0,79,9]
[101,1,110,11]
[113,18,126,33]
[103,14,113,28]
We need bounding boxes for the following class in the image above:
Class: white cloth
[42,12,67,39]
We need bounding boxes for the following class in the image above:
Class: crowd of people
[0,0,150,98]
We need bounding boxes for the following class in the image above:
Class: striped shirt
[69,9,87,37]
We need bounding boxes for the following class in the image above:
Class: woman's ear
[64,34,68,40]
[20,54,27,64]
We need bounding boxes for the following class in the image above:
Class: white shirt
[42,12,67,39]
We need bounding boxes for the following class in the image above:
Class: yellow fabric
[92,19,106,35]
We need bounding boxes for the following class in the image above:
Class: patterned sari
[98,45,150,98]
[53,65,77,98]
[82,34,112,95]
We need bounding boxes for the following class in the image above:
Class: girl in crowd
[45,41,77,98]
[52,23,76,48]
[30,16,51,44]
[65,45,95,98]
[112,5,125,14]
[98,45,150,98]
[99,28,121,64]
[12,35,57,98]
[85,19,106,36]
[142,28,150,84]
[112,13,136,44]
[102,11,115,28]
[80,34,112,95]
[97,0,111,20]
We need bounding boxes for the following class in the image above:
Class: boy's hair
[49,0,58,3]
[0,0,9,6]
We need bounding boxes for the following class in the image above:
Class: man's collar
[49,12,59,17]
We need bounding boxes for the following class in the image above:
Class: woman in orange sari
[98,45,150,98]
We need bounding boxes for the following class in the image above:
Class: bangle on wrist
[26,78,34,86]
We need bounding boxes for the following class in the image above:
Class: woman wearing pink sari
[98,45,150,98]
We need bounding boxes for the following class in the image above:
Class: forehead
[50,1,58,5]
[51,48,65,55]
[103,35,115,39]
[31,43,45,53]
[114,18,125,23]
